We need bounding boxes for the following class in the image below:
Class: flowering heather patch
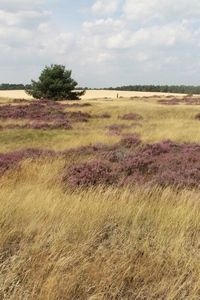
[63,139,200,190]
[158,97,200,106]
[3,121,72,130]
[0,101,91,130]
[62,143,112,158]
[101,149,127,163]
[0,148,56,175]
[66,111,91,122]
[106,124,129,136]
[121,141,200,188]
[119,134,142,148]
[92,113,111,119]
[63,160,116,187]
[0,102,62,121]
[119,113,143,121]
[157,98,181,105]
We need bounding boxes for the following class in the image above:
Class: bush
[0,148,56,175]
[0,101,91,130]
[63,139,200,190]
[119,134,142,148]
[119,113,143,121]
[63,160,116,187]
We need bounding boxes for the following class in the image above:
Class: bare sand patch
[0,89,188,100]
[0,90,33,99]
[81,90,187,99]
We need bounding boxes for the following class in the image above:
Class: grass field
[0,94,200,299]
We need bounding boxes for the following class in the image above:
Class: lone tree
[26,64,85,100]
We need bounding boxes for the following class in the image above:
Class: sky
[0,0,200,87]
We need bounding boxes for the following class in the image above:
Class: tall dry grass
[0,96,200,299]
[0,160,200,299]
[1,97,200,152]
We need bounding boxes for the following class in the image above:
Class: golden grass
[1,97,200,152]
[0,160,200,299]
[0,96,200,299]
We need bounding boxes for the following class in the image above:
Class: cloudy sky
[0,0,200,87]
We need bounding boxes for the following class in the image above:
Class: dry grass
[0,97,200,152]
[0,160,200,299]
[0,96,200,299]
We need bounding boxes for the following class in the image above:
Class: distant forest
[104,85,200,94]
[1,83,200,94]
[0,83,31,90]
[82,85,200,94]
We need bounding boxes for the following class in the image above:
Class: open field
[0,89,188,100]
[0,95,200,299]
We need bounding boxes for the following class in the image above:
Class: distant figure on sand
[117,93,119,98]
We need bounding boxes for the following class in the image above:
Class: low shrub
[0,101,91,130]
[63,139,200,190]
[0,148,56,175]
[0,101,91,123]
[63,160,116,187]
[119,113,143,121]
[158,97,200,106]
[106,124,129,136]
[120,141,200,188]
[119,134,142,148]
[195,113,200,120]
[3,121,72,130]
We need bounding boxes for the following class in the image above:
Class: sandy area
[0,90,33,99]
[81,90,186,99]
[0,89,187,100]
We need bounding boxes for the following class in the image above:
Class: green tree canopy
[26,64,85,100]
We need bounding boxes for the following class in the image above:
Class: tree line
[2,80,200,95]
[104,85,200,94]
[0,83,31,90]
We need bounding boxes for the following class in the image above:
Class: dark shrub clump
[62,139,200,190]
[158,97,200,106]
[0,148,56,175]
[3,121,72,130]
[0,100,91,130]
[119,134,142,148]
[195,113,200,120]
[63,160,116,187]
[106,124,128,136]
[119,113,143,121]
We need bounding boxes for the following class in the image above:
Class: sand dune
[0,89,187,100]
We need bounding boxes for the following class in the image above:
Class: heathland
[0,92,200,299]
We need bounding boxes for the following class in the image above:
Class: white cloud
[1,0,200,86]
[0,2,75,75]
[83,18,124,34]
[92,0,119,15]
[123,0,200,21]
[0,0,45,10]
[0,9,50,27]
